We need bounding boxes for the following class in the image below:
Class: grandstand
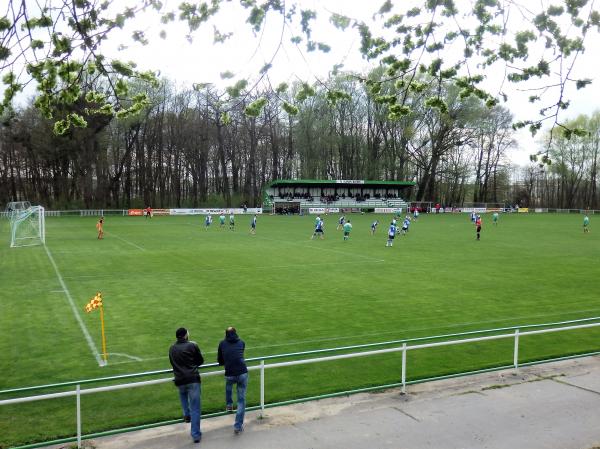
[264,180,414,213]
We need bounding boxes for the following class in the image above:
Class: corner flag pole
[99,303,108,362]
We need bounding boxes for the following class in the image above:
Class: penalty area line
[44,245,106,367]
[104,231,146,251]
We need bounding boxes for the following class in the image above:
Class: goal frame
[10,205,46,248]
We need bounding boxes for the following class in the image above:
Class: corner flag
[84,292,108,362]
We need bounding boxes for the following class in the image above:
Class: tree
[1,0,599,144]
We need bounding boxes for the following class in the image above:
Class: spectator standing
[217,327,248,434]
[169,327,204,443]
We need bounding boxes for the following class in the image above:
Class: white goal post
[9,205,46,248]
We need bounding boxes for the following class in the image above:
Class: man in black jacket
[169,327,204,443]
[217,326,248,434]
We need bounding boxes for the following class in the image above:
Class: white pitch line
[110,352,143,361]
[44,245,105,367]
[104,231,146,251]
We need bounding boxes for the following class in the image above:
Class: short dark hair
[176,327,188,339]
[226,326,236,335]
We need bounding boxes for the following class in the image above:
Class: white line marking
[44,245,105,367]
[110,352,143,361]
[104,231,146,251]
[83,310,600,365]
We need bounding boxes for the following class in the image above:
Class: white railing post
[260,359,265,417]
[76,384,82,449]
[401,343,407,394]
[513,329,520,370]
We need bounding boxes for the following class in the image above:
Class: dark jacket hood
[226,331,239,343]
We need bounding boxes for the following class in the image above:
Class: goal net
[9,205,45,248]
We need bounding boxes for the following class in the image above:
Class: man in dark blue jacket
[217,326,248,433]
[169,327,204,443]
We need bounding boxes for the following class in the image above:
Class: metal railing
[1,317,599,449]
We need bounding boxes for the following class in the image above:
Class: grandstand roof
[268,179,415,187]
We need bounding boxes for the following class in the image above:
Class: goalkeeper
[96,217,104,240]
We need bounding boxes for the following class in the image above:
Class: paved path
[75,356,600,449]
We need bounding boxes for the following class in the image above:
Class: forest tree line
[1,73,599,210]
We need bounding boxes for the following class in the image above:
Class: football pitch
[1,212,599,447]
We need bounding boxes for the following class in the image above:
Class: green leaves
[326,89,351,105]
[226,79,248,98]
[221,111,231,125]
[244,97,267,117]
[276,83,288,94]
[330,14,351,30]
[0,17,11,31]
[247,6,266,32]
[53,113,88,135]
[282,101,299,115]
[424,97,449,114]
[111,60,134,77]
[295,83,316,102]
[377,0,393,16]
[575,79,592,89]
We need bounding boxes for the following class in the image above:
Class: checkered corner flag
[84,292,108,363]
[84,292,103,313]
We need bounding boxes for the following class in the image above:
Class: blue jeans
[225,372,248,430]
[178,382,201,440]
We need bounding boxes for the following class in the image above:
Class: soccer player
[219,214,226,229]
[337,215,345,230]
[401,216,410,235]
[583,214,590,233]
[145,206,152,218]
[475,214,482,240]
[311,218,324,240]
[471,211,476,223]
[315,215,321,227]
[229,213,235,231]
[205,214,212,230]
[386,222,396,247]
[343,220,352,241]
[492,212,499,225]
[250,215,257,234]
[413,208,419,221]
[96,217,104,240]
[370,220,379,235]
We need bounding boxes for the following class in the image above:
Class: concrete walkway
[77,356,600,449]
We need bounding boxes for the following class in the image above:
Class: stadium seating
[296,196,408,211]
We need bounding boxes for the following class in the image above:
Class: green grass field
[1,212,599,447]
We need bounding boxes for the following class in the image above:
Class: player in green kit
[493,212,499,225]
[219,214,226,229]
[583,214,590,233]
[343,220,352,241]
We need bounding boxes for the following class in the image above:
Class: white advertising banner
[308,208,340,214]
[461,207,487,213]
[374,207,402,214]
[169,208,262,215]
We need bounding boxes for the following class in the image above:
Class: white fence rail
[1,321,599,448]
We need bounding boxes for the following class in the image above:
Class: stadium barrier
[1,317,599,449]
